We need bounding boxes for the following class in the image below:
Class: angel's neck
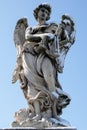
[38,19,46,25]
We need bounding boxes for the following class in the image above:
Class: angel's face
[38,7,49,21]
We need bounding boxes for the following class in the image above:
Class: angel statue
[11,3,76,128]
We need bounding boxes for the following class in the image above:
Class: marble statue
[11,3,76,128]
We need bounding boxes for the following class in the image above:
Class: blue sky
[0,0,87,130]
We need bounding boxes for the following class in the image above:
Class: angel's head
[33,3,51,22]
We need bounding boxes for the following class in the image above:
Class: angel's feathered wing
[12,18,28,83]
[14,17,28,54]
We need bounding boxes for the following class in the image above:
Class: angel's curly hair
[33,3,51,21]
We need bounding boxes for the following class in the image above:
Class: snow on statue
[11,3,76,128]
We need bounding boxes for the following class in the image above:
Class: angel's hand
[57,24,64,36]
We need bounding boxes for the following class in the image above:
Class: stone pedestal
[1,127,77,130]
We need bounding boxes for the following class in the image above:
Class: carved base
[11,108,73,129]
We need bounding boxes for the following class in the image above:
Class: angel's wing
[14,17,28,55]
[12,18,28,84]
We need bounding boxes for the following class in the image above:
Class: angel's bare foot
[31,114,42,121]
[28,112,35,119]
